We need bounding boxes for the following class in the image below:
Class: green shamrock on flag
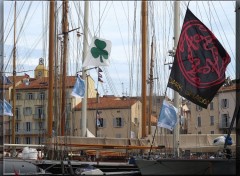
[91,39,109,63]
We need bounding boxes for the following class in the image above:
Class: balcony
[219,123,230,129]
[33,114,46,120]
[16,115,21,121]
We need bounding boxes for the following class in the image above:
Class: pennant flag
[0,99,13,116]
[24,73,30,78]
[98,78,104,83]
[71,75,85,98]
[167,8,230,109]
[83,36,112,67]
[158,100,177,131]
[98,67,103,72]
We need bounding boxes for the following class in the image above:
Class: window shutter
[25,93,28,100]
[23,108,26,115]
[22,122,26,131]
[103,119,106,127]
[113,118,117,127]
[121,117,124,127]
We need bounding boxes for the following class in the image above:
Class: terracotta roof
[74,97,139,110]
[16,76,76,90]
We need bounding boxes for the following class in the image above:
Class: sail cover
[167,8,230,109]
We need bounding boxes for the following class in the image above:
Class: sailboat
[135,2,237,175]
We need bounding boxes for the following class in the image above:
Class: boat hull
[135,158,236,175]
[32,160,139,174]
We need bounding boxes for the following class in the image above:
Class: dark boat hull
[135,158,236,175]
[32,160,139,174]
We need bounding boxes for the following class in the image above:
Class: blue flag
[1,75,12,85]
[71,75,85,98]
[0,99,13,116]
[158,100,178,131]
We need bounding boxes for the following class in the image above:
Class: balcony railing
[5,129,46,135]
[219,123,230,129]
[33,114,46,120]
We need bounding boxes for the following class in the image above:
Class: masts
[148,37,154,135]
[61,0,69,136]
[0,0,4,160]
[173,0,180,158]
[12,1,17,145]
[81,1,89,137]
[47,0,55,138]
[141,0,148,138]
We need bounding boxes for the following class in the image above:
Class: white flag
[83,36,112,67]
[0,99,13,116]
[71,75,85,98]
[158,100,178,131]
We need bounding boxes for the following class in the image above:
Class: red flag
[167,8,230,109]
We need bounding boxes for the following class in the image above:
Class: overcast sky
[4,1,236,98]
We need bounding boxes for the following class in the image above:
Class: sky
[3,1,236,99]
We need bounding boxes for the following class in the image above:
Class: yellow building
[4,58,97,144]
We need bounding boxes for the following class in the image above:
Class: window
[210,102,214,110]
[39,92,45,100]
[221,114,229,128]
[15,137,20,144]
[198,131,202,134]
[15,122,19,132]
[26,122,31,131]
[16,108,20,120]
[221,99,229,108]
[197,116,201,127]
[36,137,42,144]
[134,118,139,125]
[16,93,21,100]
[97,118,104,127]
[26,93,34,100]
[35,107,44,118]
[210,116,214,126]
[211,131,214,134]
[26,137,31,144]
[24,107,32,115]
[196,105,202,111]
[113,117,123,127]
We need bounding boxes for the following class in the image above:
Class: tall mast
[0,0,4,159]
[12,0,17,145]
[61,0,69,136]
[81,1,89,137]
[173,0,180,158]
[148,37,154,135]
[47,0,55,138]
[141,0,147,138]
